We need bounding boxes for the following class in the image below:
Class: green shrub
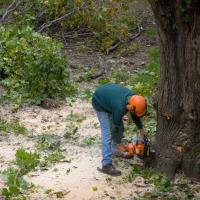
[66,111,86,122]
[9,0,139,50]
[144,27,157,39]
[0,25,76,105]
[78,89,93,100]
[82,136,100,146]
[64,123,79,140]
[36,134,61,151]
[11,119,28,135]
[111,68,131,84]
[42,151,65,166]
[15,148,40,175]
[0,119,10,133]
[1,167,29,200]
[131,47,160,96]
[0,118,27,135]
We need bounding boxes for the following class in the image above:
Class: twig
[90,57,107,79]
[64,28,89,37]
[38,3,86,33]
[63,44,97,50]
[63,28,89,37]
[61,30,68,47]
[36,10,47,19]
[64,32,94,39]
[105,25,143,54]
[63,30,77,37]
[106,39,121,55]
[0,0,21,24]
[129,25,143,40]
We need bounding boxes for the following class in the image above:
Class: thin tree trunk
[149,0,200,180]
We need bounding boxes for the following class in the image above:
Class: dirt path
[0,100,152,200]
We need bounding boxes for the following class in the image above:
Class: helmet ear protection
[126,95,147,117]
[126,104,136,112]
[139,103,147,117]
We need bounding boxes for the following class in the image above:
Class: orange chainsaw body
[122,143,145,156]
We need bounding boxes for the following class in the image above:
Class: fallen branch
[64,32,94,39]
[38,3,86,33]
[36,10,47,20]
[63,44,97,50]
[90,57,107,79]
[106,39,121,55]
[61,30,68,47]
[106,26,143,54]
[129,25,143,40]
[63,28,89,37]
[105,25,143,54]
[0,0,21,24]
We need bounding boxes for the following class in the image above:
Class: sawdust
[0,100,152,200]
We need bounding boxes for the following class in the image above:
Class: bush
[1,167,29,200]
[15,148,40,175]
[10,0,138,50]
[131,47,160,96]
[0,25,76,105]
[0,118,27,135]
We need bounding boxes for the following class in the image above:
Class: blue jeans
[95,111,118,167]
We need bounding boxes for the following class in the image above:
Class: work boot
[97,165,121,176]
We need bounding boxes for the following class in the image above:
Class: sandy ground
[0,100,152,200]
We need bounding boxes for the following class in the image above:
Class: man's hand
[139,128,147,138]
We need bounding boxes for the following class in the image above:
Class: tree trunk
[148,0,200,180]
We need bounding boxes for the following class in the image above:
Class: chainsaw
[120,135,155,158]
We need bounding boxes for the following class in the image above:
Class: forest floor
[1,2,200,199]
[1,34,200,200]
[0,99,153,200]
[0,29,157,199]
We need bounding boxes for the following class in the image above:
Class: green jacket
[92,83,143,143]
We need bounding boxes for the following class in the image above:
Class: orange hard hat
[127,95,147,117]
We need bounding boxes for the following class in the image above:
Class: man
[92,83,147,176]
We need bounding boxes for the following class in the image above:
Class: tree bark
[148,0,200,180]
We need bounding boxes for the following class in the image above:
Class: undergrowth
[82,136,100,146]
[1,167,29,200]
[1,148,39,199]
[33,134,66,168]
[128,47,159,137]
[0,25,76,107]
[0,133,66,199]
[0,118,28,135]
[64,123,79,141]
[15,148,40,175]
[124,166,195,200]
[144,27,157,40]
[131,47,160,97]
[66,111,86,123]
[8,0,142,51]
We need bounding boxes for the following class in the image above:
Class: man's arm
[139,128,146,137]
[110,120,124,144]
[131,112,143,129]
[130,113,146,138]
[111,110,125,143]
